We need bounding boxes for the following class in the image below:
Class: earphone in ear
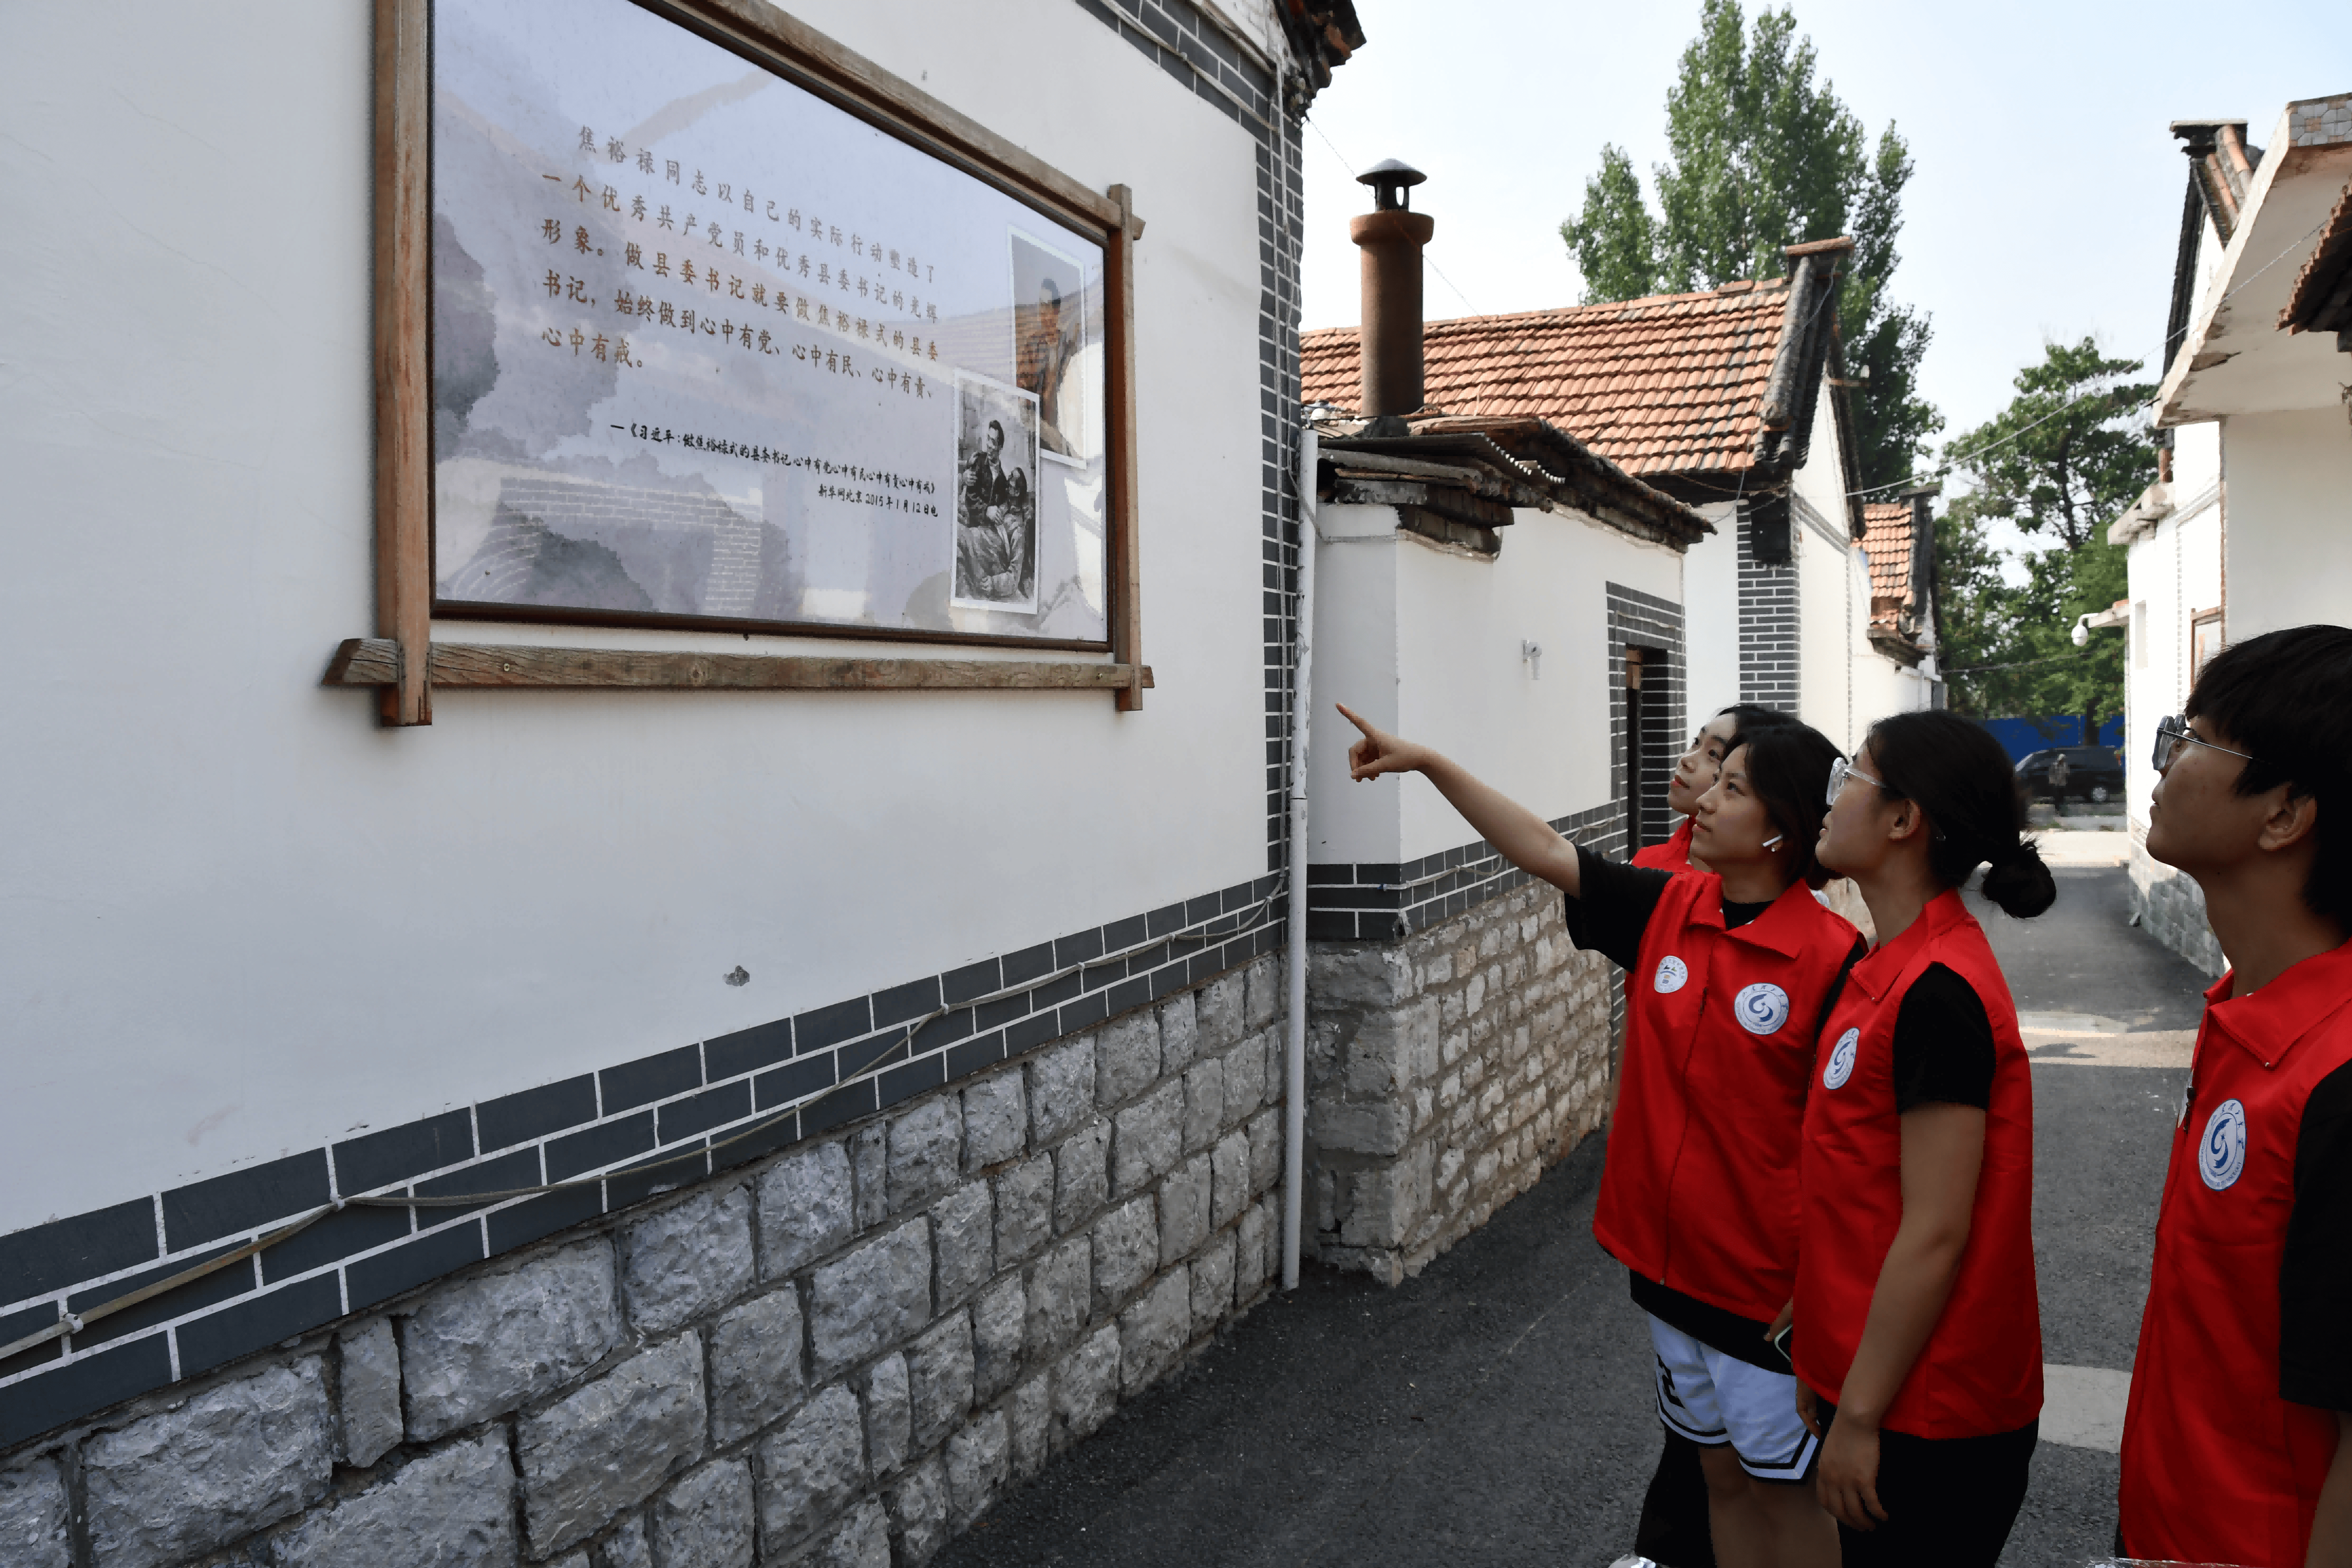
[1763,834,1785,849]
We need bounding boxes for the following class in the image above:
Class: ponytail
[1865,710,2056,918]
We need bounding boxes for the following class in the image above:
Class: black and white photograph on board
[1009,229,1087,466]
[950,371,1040,612]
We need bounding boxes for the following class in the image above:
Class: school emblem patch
[1823,1027,1860,1090]
[1733,982,1791,1036]
[1653,956,1689,994]
[2198,1098,2248,1191]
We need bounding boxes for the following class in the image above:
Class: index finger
[1334,702,1377,739]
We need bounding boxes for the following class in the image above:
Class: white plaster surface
[0,0,1274,1232]
[1308,502,1681,868]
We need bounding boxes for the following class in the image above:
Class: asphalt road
[936,851,2212,1568]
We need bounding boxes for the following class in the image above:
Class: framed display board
[364,0,1145,723]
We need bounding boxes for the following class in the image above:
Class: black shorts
[1819,1401,2038,1568]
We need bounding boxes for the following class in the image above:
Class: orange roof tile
[1860,501,1918,629]
[1301,278,1796,479]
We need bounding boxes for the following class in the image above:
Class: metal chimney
[1350,159,1432,419]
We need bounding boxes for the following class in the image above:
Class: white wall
[1794,506,1853,749]
[1789,380,1861,748]
[1682,501,1742,735]
[2224,407,2352,643]
[1309,503,1682,867]
[0,0,1277,1233]
[2122,426,2223,829]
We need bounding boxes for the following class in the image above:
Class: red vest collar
[1846,888,1971,1004]
[2204,938,2352,1072]
[1681,874,1836,960]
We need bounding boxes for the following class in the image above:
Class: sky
[1299,0,2350,529]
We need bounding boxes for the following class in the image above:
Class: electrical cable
[1304,115,1479,317]
[0,893,1282,1367]
[1847,212,2336,502]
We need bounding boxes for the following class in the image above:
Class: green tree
[1936,338,2156,761]
[1565,145,1663,302]
[1559,0,1940,486]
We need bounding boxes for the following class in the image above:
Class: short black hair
[1729,722,1843,890]
[1040,278,1062,307]
[986,418,1004,441]
[1865,710,2055,917]
[2186,623,2352,932]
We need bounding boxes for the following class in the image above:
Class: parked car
[2015,745,2125,804]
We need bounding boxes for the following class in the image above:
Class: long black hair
[1864,710,2056,917]
[1725,721,1844,890]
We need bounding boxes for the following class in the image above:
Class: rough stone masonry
[0,960,1288,1568]
[1306,879,1616,1284]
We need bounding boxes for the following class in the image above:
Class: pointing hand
[1337,702,1430,783]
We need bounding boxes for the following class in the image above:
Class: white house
[1302,238,1940,839]
[2114,97,2352,971]
[0,0,1380,1559]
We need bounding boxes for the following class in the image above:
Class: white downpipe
[1282,429,1318,1292]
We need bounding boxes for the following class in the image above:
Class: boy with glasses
[2119,624,2352,1568]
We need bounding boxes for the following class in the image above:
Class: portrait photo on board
[950,371,1041,613]
[1009,230,1086,466]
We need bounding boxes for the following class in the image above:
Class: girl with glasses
[1798,710,2055,1567]
[1339,701,1861,1568]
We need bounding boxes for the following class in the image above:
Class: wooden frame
[364,0,1146,724]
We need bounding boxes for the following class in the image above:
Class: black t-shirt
[1560,847,1773,969]
[2281,1057,2352,1410]
[1563,845,1852,1370]
[1892,964,1996,1112]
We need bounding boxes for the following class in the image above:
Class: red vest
[1593,871,1860,1325]
[1632,818,1695,873]
[1794,890,2042,1437]
[2120,942,2352,1568]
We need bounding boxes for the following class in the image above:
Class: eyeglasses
[1824,756,1886,808]
[2151,715,2256,774]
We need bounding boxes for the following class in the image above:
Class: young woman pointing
[1340,703,1858,1568]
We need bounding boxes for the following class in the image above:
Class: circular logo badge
[1734,982,1792,1036]
[1823,1027,1860,1090]
[1653,956,1689,994]
[2199,1098,2248,1191]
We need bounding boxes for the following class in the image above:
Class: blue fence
[1974,714,2125,763]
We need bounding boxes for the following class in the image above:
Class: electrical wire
[1848,211,2336,502]
[1304,115,1479,318]
[0,894,1282,1367]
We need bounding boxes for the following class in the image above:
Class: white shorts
[1647,1313,1818,1482]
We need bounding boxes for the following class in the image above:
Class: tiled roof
[1300,278,1797,479]
[2280,171,2352,334]
[1859,501,1917,630]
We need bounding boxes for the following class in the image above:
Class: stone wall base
[0,961,1290,1568]
[1305,879,1616,1285]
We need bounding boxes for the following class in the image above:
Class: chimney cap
[1358,158,1426,211]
